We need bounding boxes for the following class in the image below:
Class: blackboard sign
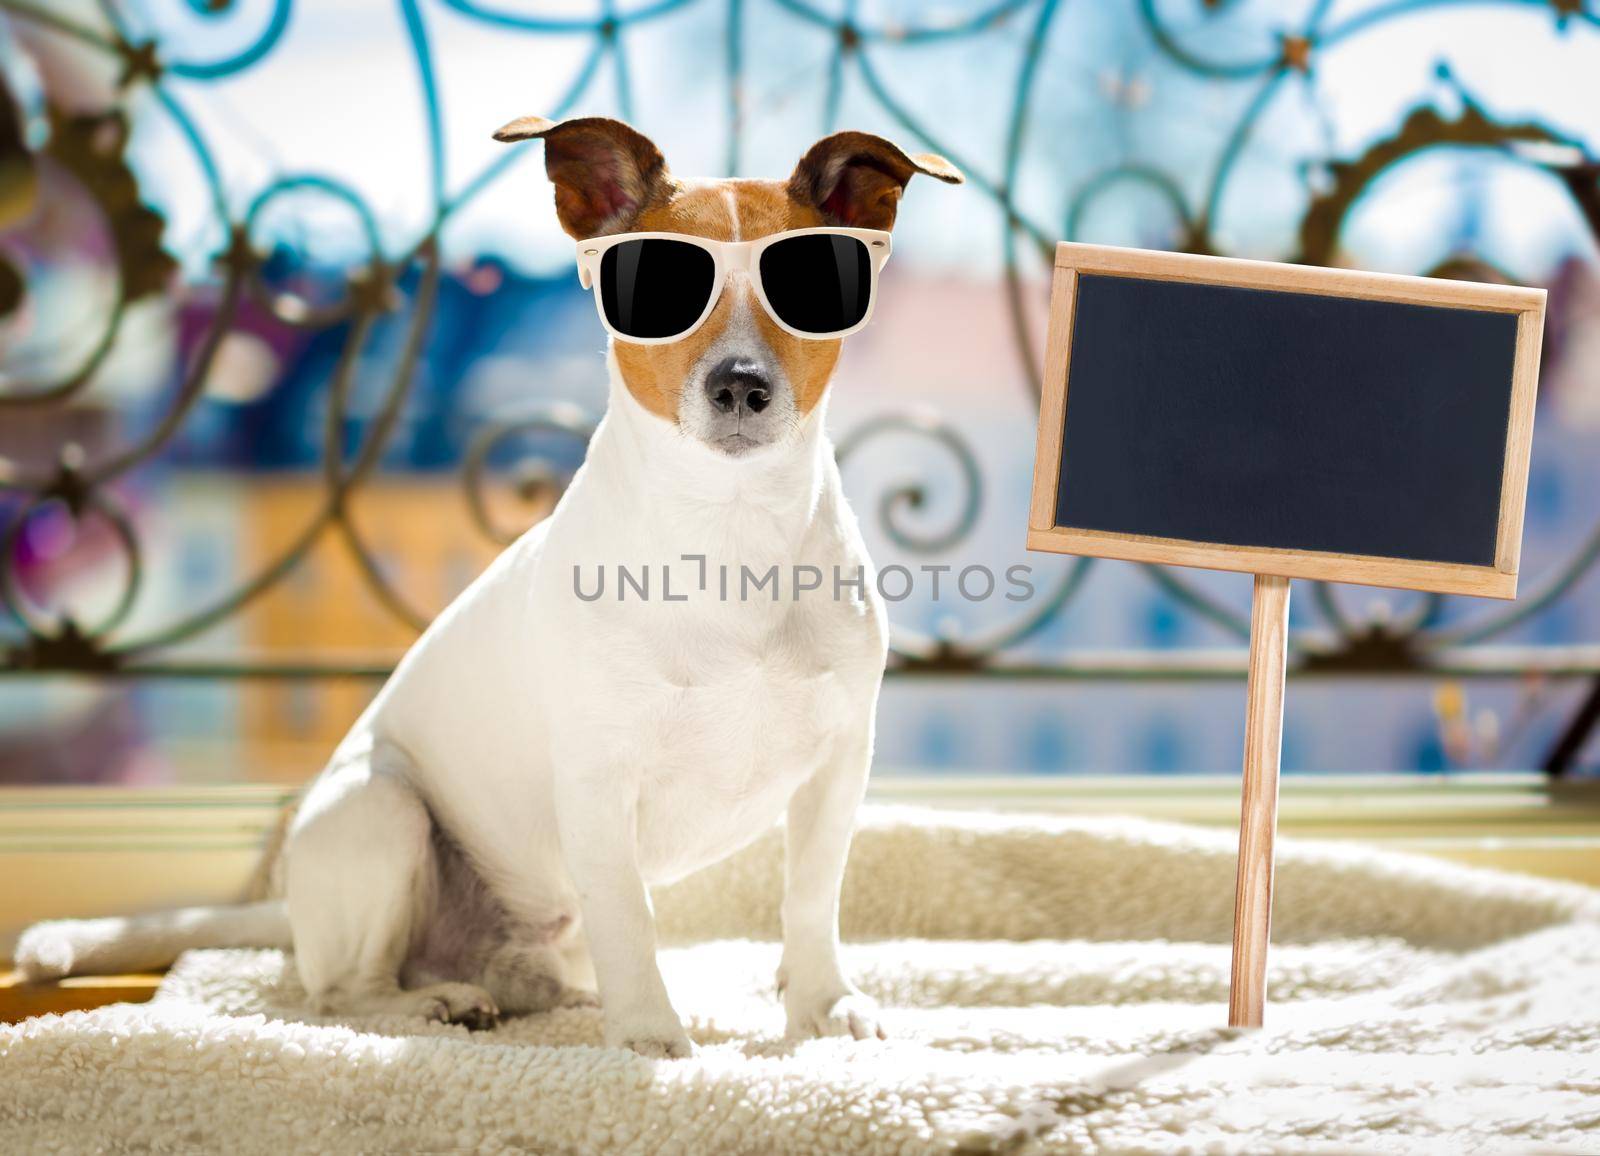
[1028,244,1545,599]
[1024,243,1546,1029]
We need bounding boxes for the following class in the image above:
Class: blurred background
[1,0,1598,787]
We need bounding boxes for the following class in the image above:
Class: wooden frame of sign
[1027,243,1546,1028]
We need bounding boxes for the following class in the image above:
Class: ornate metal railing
[1,0,1599,772]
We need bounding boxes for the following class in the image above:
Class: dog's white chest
[623,605,874,883]
[381,399,888,895]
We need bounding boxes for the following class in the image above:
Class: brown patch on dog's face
[612,181,841,423]
[493,117,962,453]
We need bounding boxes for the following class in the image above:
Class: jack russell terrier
[16,115,961,1057]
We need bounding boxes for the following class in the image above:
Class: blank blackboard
[1027,245,1545,599]
[1058,274,1516,565]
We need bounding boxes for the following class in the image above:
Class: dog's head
[493,115,962,457]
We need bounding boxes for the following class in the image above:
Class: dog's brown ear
[493,115,669,239]
[788,131,962,231]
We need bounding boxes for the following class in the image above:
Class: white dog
[16,116,961,1058]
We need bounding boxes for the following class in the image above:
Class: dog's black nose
[705,358,772,415]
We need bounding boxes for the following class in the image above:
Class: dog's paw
[412,983,501,1031]
[606,1011,694,1059]
[785,990,885,1042]
[619,1031,695,1059]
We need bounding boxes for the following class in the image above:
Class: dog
[14,115,961,1058]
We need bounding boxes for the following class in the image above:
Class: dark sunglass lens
[758,234,873,335]
[599,239,715,339]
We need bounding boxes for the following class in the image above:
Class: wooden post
[1228,573,1291,1028]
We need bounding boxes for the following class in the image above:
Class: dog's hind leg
[472,922,600,1014]
[285,743,498,1029]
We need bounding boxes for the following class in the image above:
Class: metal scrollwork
[463,407,597,546]
[0,0,1596,771]
[835,412,983,556]
[0,477,142,666]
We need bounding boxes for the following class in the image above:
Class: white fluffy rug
[5,807,1600,1154]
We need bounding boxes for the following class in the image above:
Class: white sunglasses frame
[574,226,892,345]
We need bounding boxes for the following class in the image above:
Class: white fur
[22,331,889,1059]
[290,353,888,1054]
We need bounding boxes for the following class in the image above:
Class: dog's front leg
[554,771,692,1059]
[778,731,884,1041]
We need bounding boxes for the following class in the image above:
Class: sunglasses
[575,227,892,344]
